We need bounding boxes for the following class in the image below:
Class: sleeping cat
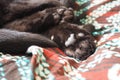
[0,0,96,60]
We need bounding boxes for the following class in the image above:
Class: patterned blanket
[0,0,120,80]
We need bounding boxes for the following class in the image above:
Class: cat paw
[51,6,74,24]
[59,7,74,23]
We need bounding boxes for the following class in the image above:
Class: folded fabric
[0,0,120,80]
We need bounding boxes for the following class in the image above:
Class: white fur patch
[65,34,76,47]
[51,35,54,40]
[78,33,84,37]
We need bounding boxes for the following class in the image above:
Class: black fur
[0,0,62,26]
[43,23,96,60]
[3,6,74,33]
[0,29,58,55]
[0,0,96,60]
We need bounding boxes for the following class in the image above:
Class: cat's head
[46,23,96,60]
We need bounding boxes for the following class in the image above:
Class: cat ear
[82,24,95,34]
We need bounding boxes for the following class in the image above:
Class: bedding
[0,0,120,80]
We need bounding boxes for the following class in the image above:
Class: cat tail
[0,29,58,55]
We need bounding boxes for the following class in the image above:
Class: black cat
[0,0,96,60]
